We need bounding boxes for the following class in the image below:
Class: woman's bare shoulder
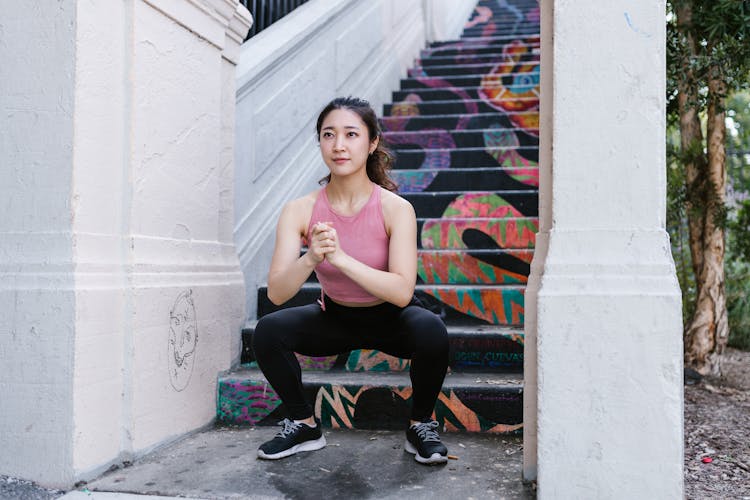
[279,189,320,233]
[285,190,319,211]
[380,188,414,215]
[380,188,415,235]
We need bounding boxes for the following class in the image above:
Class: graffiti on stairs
[384,2,540,326]
[216,379,523,433]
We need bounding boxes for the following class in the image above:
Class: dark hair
[315,96,398,192]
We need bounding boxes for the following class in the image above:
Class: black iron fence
[240,0,311,39]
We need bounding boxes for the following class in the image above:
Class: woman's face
[319,108,378,178]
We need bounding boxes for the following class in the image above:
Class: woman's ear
[370,136,379,154]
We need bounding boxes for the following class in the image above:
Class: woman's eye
[347,132,357,137]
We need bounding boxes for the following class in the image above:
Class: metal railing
[240,0,311,39]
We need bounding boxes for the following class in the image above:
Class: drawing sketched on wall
[168,289,198,391]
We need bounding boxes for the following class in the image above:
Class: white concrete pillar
[1,0,250,488]
[526,1,684,497]
[0,1,78,486]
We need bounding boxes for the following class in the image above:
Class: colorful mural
[226,0,540,434]
[385,0,541,325]
[217,379,523,434]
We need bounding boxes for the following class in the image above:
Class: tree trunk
[675,1,705,282]
[675,2,731,375]
[684,72,730,375]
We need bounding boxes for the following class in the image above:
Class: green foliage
[726,258,750,350]
[727,92,750,197]
[726,91,750,349]
[666,129,696,323]
[665,114,719,326]
[666,1,750,350]
[729,200,750,261]
[667,0,750,110]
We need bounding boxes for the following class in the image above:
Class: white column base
[536,229,683,498]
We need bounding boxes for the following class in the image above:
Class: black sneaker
[404,420,448,464]
[257,418,326,460]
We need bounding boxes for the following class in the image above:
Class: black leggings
[252,295,449,422]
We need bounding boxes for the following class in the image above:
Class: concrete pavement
[63,426,534,499]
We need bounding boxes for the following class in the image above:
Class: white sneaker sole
[257,435,327,460]
[404,440,449,465]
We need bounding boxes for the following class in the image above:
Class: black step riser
[392,88,539,105]
[392,168,537,192]
[218,373,523,431]
[427,42,540,54]
[417,53,539,67]
[405,191,537,218]
[461,27,539,37]
[428,37,539,49]
[380,112,537,133]
[385,100,537,116]
[392,147,539,170]
[410,65,538,77]
[400,75,531,89]
[421,46,539,59]
[385,130,538,150]
[241,328,523,373]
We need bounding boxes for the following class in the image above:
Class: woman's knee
[405,307,449,352]
[251,312,286,355]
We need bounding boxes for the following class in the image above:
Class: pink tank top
[307,184,389,303]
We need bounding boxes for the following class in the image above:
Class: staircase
[218,0,540,434]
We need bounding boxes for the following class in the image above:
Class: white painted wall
[234,0,476,321]
[528,1,684,497]
[522,0,554,479]
[1,0,250,488]
[422,0,477,42]
[0,0,78,486]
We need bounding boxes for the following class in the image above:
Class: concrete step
[466,10,538,21]
[475,0,539,6]
[380,111,538,133]
[418,249,531,285]
[399,74,535,90]
[392,167,538,192]
[428,34,540,48]
[462,18,539,26]
[474,0,539,7]
[257,284,525,326]
[383,128,538,150]
[393,145,538,170]
[420,43,539,58]
[409,63,538,77]
[405,190,538,218]
[419,217,538,250]
[392,87,541,106]
[385,99,538,117]
[456,28,540,38]
[460,27,539,39]
[416,52,539,67]
[241,323,524,372]
[217,368,523,432]
[462,20,539,30]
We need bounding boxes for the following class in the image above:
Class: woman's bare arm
[266,198,319,305]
